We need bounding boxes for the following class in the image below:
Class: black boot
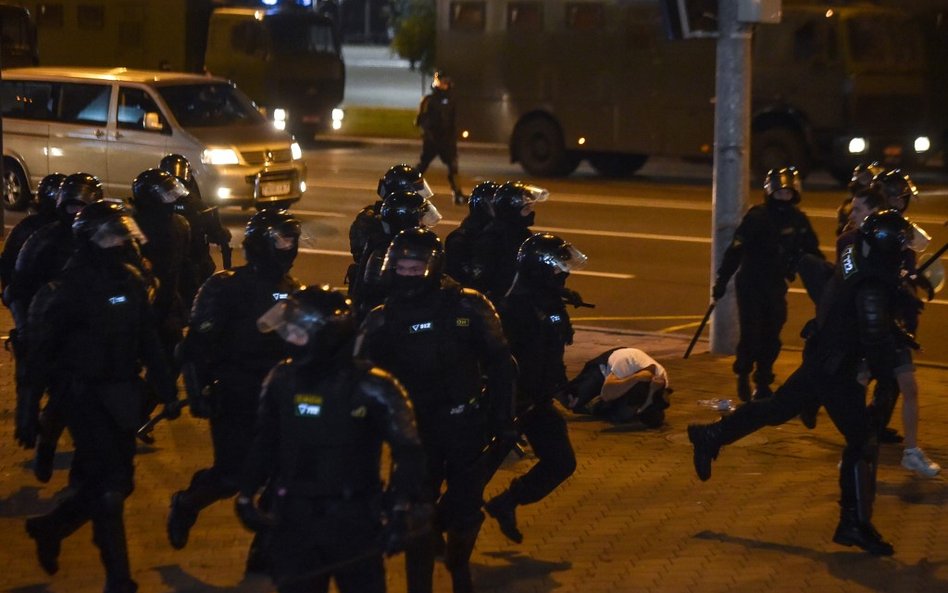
[405,533,435,593]
[33,412,65,483]
[687,423,722,482]
[832,507,894,556]
[444,523,482,593]
[167,491,199,550]
[94,492,137,593]
[484,490,522,544]
[737,374,752,403]
[752,383,773,401]
[25,492,90,575]
[799,401,820,430]
[245,531,272,576]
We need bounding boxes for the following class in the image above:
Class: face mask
[389,273,430,299]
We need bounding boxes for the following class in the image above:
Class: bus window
[508,2,543,33]
[268,17,338,55]
[566,3,605,32]
[450,2,486,31]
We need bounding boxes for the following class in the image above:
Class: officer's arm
[136,278,177,403]
[799,215,826,260]
[178,272,233,401]
[466,291,517,428]
[360,368,427,503]
[21,281,70,405]
[238,363,287,498]
[856,282,901,378]
[353,306,387,360]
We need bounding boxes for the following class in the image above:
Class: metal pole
[709,0,752,355]
[1,38,6,238]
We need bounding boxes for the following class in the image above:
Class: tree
[391,0,435,73]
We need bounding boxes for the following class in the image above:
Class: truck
[9,0,344,137]
[435,0,935,182]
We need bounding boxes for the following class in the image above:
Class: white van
[1,67,306,210]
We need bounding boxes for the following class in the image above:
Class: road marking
[299,247,351,257]
[534,225,710,244]
[570,315,703,322]
[289,209,347,218]
[572,270,635,279]
[788,286,948,306]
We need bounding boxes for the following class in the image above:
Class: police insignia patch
[456,318,470,327]
[841,245,858,279]
[350,405,367,418]
[294,394,323,417]
[199,321,214,332]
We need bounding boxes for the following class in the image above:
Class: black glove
[162,398,184,421]
[235,495,278,532]
[560,288,584,308]
[712,278,727,301]
[913,274,936,302]
[15,387,39,449]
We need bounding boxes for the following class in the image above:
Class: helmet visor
[89,213,147,248]
[415,178,434,199]
[269,226,300,250]
[522,184,550,204]
[541,243,588,274]
[908,222,931,253]
[257,297,332,346]
[420,201,442,227]
[160,178,190,204]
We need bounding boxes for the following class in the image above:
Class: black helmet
[858,209,910,270]
[379,190,441,234]
[72,199,145,248]
[515,233,588,289]
[34,172,66,215]
[871,169,917,213]
[132,168,188,210]
[382,227,444,298]
[377,164,432,199]
[257,285,354,358]
[243,209,301,275]
[763,166,802,204]
[159,153,193,184]
[848,161,884,194]
[57,172,104,221]
[491,181,549,223]
[468,181,498,219]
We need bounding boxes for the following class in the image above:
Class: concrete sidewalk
[1,325,946,593]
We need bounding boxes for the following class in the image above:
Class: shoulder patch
[294,393,323,417]
[840,245,858,279]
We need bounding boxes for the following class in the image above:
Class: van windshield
[156,82,266,128]
[266,15,339,56]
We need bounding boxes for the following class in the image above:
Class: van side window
[0,80,55,120]
[59,83,111,125]
[118,86,167,132]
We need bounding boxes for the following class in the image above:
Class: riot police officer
[348,190,441,320]
[237,286,429,593]
[445,180,498,287]
[416,71,465,204]
[159,153,232,307]
[689,210,915,556]
[131,168,191,361]
[9,172,104,482]
[168,210,302,563]
[0,172,65,299]
[712,166,823,401]
[17,200,180,593]
[484,233,585,544]
[356,228,515,593]
[470,181,549,302]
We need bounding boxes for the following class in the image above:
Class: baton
[684,302,715,359]
[136,401,188,444]
[220,242,233,270]
[917,240,948,275]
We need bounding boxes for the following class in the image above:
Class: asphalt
[1,304,946,593]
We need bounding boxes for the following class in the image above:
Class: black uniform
[240,353,426,593]
[690,210,913,556]
[444,181,498,287]
[714,193,822,399]
[357,228,515,593]
[169,210,302,557]
[416,73,463,200]
[18,201,178,593]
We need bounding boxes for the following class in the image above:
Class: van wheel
[751,128,809,181]
[2,160,31,211]
[514,117,579,177]
[588,153,649,178]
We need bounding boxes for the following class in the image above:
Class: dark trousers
[716,362,876,511]
[509,401,577,505]
[733,279,787,387]
[270,497,384,593]
[417,138,461,193]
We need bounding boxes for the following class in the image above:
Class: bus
[435,0,935,182]
[0,3,38,68]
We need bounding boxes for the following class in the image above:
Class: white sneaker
[902,447,941,478]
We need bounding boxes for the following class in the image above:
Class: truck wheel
[588,153,649,178]
[2,159,31,211]
[751,128,809,181]
[514,117,578,177]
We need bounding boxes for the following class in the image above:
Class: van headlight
[848,137,867,154]
[202,148,240,166]
[291,142,303,160]
[914,136,931,153]
[273,108,287,131]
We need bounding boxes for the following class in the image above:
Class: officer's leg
[92,490,137,593]
[753,291,787,399]
[168,412,249,549]
[487,403,576,543]
[442,145,465,203]
[688,365,814,481]
[26,489,92,575]
[333,503,386,593]
[270,501,330,593]
[416,140,437,174]
[246,483,275,575]
[405,439,443,593]
[870,376,902,442]
[733,283,759,402]
[34,389,68,483]
[822,376,893,556]
[440,426,488,593]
